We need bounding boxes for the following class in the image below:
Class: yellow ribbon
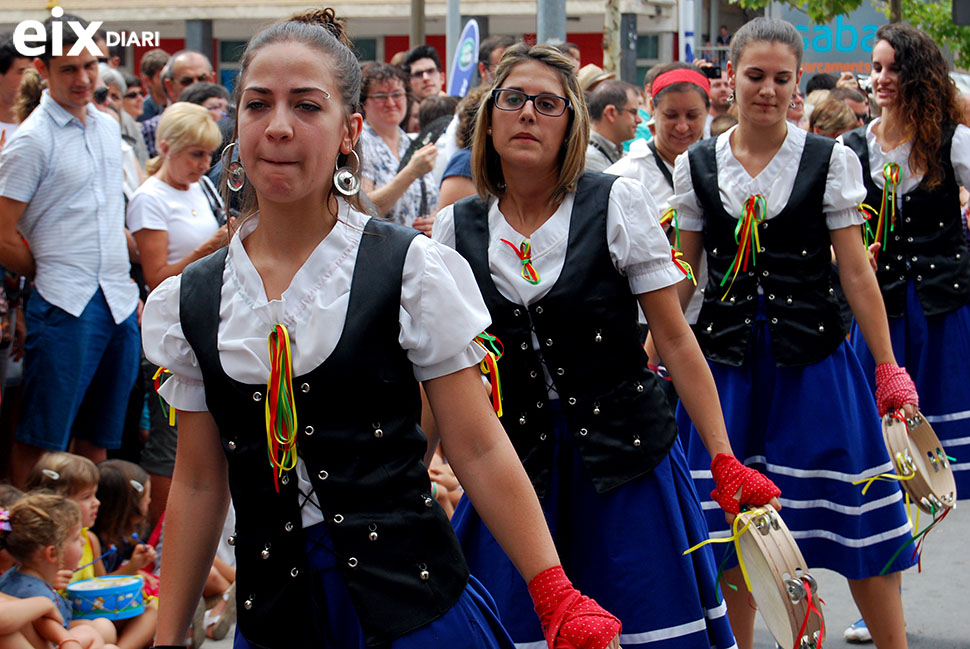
[683,508,765,593]
[851,451,916,495]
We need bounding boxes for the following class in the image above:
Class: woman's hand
[875,363,919,418]
[403,142,437,179]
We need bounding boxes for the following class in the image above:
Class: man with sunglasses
[140,49,216,157]
[403,45,445,101]
[585,80,642,172]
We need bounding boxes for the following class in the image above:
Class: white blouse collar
[864,117,913,166]
[488,193,575,261]
[715,121,806,185]
[226,201,367,325]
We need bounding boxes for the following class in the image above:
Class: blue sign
[447,19,479,98]
[774,0,885,80]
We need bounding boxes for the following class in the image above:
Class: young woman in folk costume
[434,42,781,649]
[841,23,970,498]
[143,11,621,649]
[669,17,918,649]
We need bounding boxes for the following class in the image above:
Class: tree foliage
[731,0,864,24]
[729,0,970,69]
[899,0,970,69]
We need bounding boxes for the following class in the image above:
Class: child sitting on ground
[0,493,117,649]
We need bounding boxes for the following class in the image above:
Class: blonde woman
[127,102,229,293]
[127,102,230,540]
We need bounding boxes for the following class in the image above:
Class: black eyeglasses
[124,90,144,99]
[855,112,870,123]
[617,107,639,118]
[491,88,571,117]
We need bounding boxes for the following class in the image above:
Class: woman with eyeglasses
[433,42,773,649]
[842,24,970,498]
[359,63,438,235]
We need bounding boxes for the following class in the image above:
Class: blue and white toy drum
[67,576,145,620]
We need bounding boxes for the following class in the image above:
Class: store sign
[774,0,885,77]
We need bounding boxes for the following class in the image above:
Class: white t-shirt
[855,118,970,193]
[142,203,490,527]
[126,175,220,265]
[671,122,867,232]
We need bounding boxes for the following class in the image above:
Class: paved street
[205,503,970,649]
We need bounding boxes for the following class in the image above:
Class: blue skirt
[452,403,736,649]
[677,307,916,581]
[850,281,970,500]
[233,522,515,649]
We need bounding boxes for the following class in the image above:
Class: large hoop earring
[221,142,246,193]
[334,150,361,197]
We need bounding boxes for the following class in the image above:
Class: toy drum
[882,410,957,514]
[67,576,145,620]
[735,506,824,649]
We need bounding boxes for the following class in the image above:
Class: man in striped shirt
[0,12,139,487]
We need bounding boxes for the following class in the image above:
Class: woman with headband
[434,42,782,649]
[669,18,916,649]
[607,63,711,330]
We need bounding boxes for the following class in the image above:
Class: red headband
[651,69,711,99]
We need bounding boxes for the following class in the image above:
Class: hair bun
[289,8,352,49]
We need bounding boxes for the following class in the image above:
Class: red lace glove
[528,565,621,649]
[875,363,918,417]
[710,453,781,515]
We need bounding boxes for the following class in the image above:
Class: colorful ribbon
[660,207,681,250]
[474,332,504,418]
[871,163,900,257]
[794,580,825,649]
[265,324,298,493]
[858,202,878,249]
[851,450,916,495]
[719,195,767,301]
[672,248,697,286]
[683,508,761,594]
[880,502,950,575]
[151,367,177,427]
[500,238,540,284]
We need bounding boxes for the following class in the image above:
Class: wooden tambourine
[735,506,824,649]
[882,410,957,514]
